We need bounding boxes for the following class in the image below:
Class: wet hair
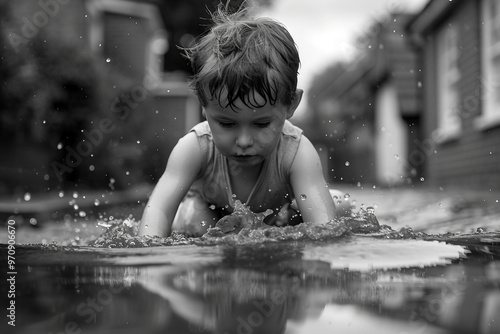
[184,5,300,110]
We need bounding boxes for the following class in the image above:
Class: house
[407,0,500,190]
[308,12,421,186]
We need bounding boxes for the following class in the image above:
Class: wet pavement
[337,185,500,234]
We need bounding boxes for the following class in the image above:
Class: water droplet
[231,194,237,199]
[394,154,399,160]
[58,191,64,198]
[201,221,206,227]
[29,218,37,226]
[300,194,307,200]
[417,81,422,87]
[136,140,141,144]
[344,193,350,199]
[268,188,272,192]
[73,191,78,199]
[209,204,216,210]
[89,165,95,171]
[73,204,79,210]
[24,193,31,201]
[366,206,375,214]
[106,58,111,63]
[57,142,63,150]
[345,161,350,167]
[79,211,86,217]
[420,177,425,181]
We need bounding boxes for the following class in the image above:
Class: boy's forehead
[205,96,286,118]
[207,87,278,111]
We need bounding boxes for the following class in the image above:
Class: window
[86,0,168,89]
[435,23,461,141]
[476,0,500,129]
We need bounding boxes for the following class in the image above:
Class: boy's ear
[286,89,303,119]
[201,108,207,119]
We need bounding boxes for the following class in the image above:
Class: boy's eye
[254,122,270,128]
[218,122,235,128]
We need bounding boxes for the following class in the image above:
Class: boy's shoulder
[283,120,303,140]
[190,121,211,136]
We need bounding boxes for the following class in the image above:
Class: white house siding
[375,82,408,186]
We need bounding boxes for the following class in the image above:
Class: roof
[406,0,465,35]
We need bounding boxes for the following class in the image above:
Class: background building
[306,12,421,186]
[407,0,500,190]
[307,0,500,191]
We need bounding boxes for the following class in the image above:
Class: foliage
[307,62,349,111]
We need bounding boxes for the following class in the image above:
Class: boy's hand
[265,202,290,226]
[265,202,302,227]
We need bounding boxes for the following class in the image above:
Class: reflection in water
[6,241,498,334]
[138,244,334,334]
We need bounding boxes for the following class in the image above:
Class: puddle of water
[3,235,499,334]
[2,202,499,334]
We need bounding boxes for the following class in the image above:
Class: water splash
[80,197,500,250]
[85,200,421,248]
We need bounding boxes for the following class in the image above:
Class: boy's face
[203,91,296,168]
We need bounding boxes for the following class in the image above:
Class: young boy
[139,8,346,237]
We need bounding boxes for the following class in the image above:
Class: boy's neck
[227,160,264,203]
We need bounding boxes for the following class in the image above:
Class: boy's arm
[289,136,336,224]
[139,132,202,237]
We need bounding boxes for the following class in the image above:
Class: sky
[257,0,429,116]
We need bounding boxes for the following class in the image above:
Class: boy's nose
[236,131,254,148]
